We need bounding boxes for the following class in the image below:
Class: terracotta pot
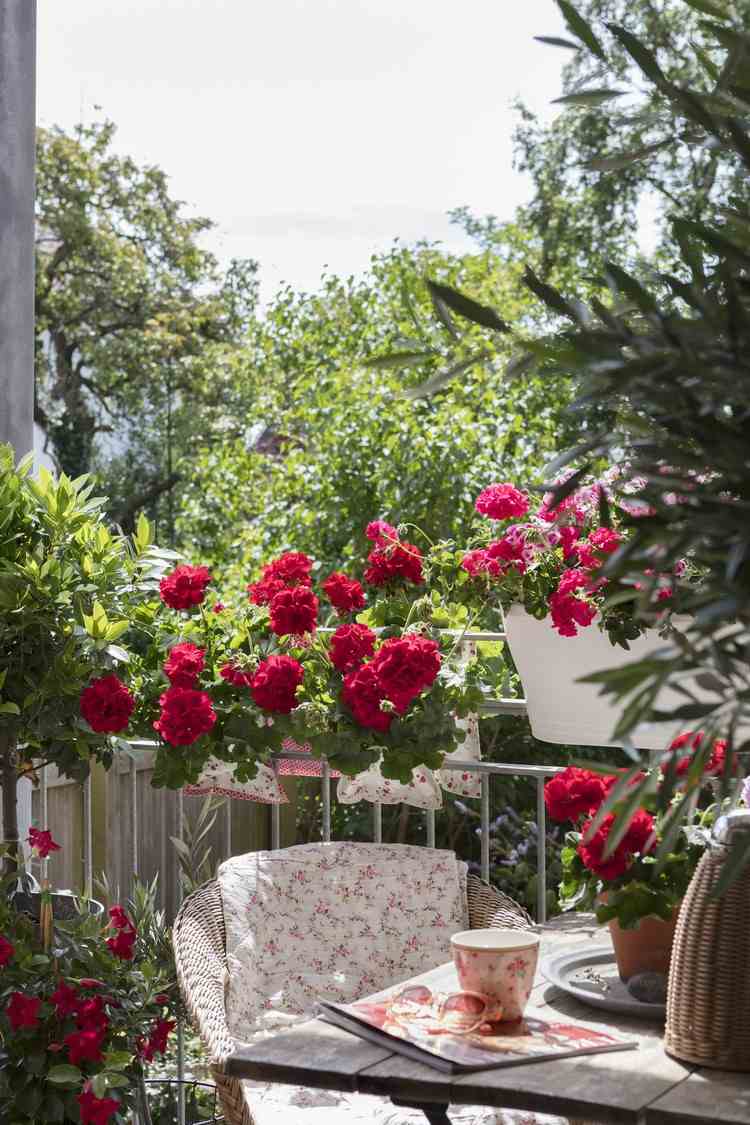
[608,910,679,982]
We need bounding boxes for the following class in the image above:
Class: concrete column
[0,0,36,460]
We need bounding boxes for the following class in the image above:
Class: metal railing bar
[536,776,547,925]
[321,761,331,842]
[271,801,280,850]
[425,808,436,848]
[40,766,48,883]
[269,748,559,779]
[480,773,490,883]
[83,775,93,898]
[224,798,232,860]
[373,802,382,843]
[130,757,138,882]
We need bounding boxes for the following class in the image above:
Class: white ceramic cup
[450,928,541,1022]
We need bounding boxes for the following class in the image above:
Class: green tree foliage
[177,237,579,587]
[511,0,748,276]
[35,121,258,529]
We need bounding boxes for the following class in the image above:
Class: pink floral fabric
[219,842,468,1041]
[184,757,288,804]
[336,760,443,809]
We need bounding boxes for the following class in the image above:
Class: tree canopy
[35,120,257,530]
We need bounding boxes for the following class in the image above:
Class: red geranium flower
[475,483,529,520]
[664,731,728,779]
[365,520,398,543]
[330,624,377,673]
[269,585,319,636]
[549,569,598,637]
[341,663,395,732]
[220,662,254,688]
[77,1086,120,1125]
[265,551,313,585]
[0,935,14,967]
[80,674,135,733]
[577,809,655,881]
[27,826,61,858]
[322,572,366,614]
[247,574,286,606]
[65,1027,106,1066]
[251,655,304,713]
[50,980,78,1018]
[461,548,504,578]
[364,540,423,587]
[6,991,41,1030]
[164,642,205,688]
[159,564,212,610]
[544,767,608,823]
[369,635,441,711]
[153,687,217,746]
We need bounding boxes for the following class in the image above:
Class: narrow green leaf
[553,89,626,106]
[607,24,668,86]
[534,35,581,50]
[585,139,672,172]
[365,351,434,370]
[682,0,729,17]
[426,281,510,333]
[557,1,607,61]
[406,353,487,399]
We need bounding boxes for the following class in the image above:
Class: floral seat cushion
[219,842,468,1041]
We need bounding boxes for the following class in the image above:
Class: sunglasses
[388,985,490,1035]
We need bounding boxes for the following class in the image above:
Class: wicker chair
[173,858,534,1125]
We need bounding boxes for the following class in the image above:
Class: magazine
[318,985,635,1074]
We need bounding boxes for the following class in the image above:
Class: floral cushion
[184,757,288,804]
[336,760,443,809]
[219,842,468,1042]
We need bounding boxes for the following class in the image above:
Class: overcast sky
[37,1,568,299]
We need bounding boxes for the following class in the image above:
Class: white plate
[541,945,666,1021]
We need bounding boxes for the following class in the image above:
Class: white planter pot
[503,605,701,750]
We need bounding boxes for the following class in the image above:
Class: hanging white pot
[503,604,710,751]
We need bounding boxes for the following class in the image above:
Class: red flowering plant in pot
[460,473,696,648]
[0,830,179,1124]
[137,519,500,787]
[544,732,733,984]
[0,448,173,875]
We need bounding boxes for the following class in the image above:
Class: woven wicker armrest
[173,880,235,1068]
[466,872,534,931]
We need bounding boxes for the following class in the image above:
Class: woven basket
[665,813,750,1071]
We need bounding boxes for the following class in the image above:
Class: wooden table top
[226,915,750,1125]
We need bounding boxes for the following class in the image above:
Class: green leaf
[557,1,607,61]
[553,89,626,106]
[425,280,510,333]
[406,352,488,399]
[0,702,20,715]
[365,351,434,370]
[534,35,581,50]
[682,0,729,16]
[47,1064,83,1085]
[585,139,672,172]
[607,24,668,86]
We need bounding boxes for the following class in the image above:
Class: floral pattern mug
[450,928,540,1022]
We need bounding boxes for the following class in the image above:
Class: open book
[318,987,635,1075]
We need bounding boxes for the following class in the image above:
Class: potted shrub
[544,735,730,982]
[0,445,171,881]
[0,829,179,1124]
